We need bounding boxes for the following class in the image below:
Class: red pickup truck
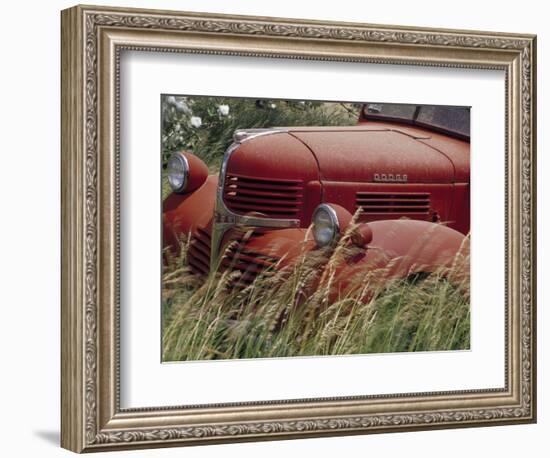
[163,103,470,294]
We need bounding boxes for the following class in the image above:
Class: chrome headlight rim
[312,203,340,247]
[167,151,190,193]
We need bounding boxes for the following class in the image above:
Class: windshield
[362,103,470,140]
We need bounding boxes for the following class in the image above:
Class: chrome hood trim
[210,129,300,269]
[232,127,288,143]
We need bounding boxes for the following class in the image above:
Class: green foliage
[161,96,358,170]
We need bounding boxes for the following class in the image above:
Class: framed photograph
[61,4,537,453]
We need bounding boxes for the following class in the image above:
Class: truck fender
[237,220,468,302]
[332,219,469,298]
[163,175,218,256]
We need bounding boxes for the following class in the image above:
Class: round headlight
[167,152,189,192]
[312,204,340,247]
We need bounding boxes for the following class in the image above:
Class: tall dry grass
[162,226,470,362]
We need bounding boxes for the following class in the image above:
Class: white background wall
[0,0,546,456]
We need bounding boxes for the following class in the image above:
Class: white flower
[217,104,230,116]
[166,95,192,115]
[190,116,202,128]
[269,103,277,109]
[175,101,191,115]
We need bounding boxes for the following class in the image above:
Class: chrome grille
[221,231,279,286]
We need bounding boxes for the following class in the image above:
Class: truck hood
[288,127,458,184]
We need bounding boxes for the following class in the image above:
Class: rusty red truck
[163,103,470,294]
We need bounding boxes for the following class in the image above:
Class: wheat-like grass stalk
[162,229,471,361]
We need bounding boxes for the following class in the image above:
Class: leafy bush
[162,96,358,170]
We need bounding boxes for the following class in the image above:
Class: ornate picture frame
[61,4,536,452]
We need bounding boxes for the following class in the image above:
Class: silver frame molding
[61,4,537,453]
